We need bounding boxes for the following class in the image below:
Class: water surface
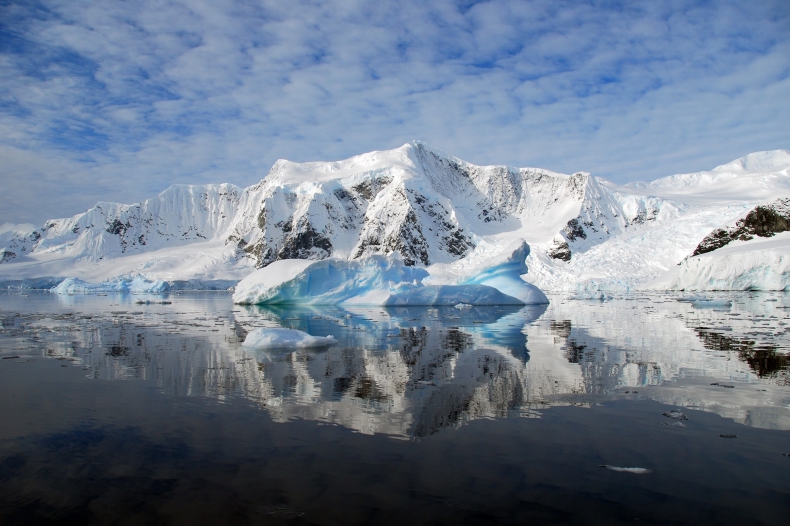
[1,291,788,524]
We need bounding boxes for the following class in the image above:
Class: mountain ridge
[2,143,790,291]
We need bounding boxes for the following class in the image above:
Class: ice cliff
[232,242,548,306]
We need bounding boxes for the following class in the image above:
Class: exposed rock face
[0,141,642,275]
[692,198,790,256]
[563,218,587,242]
[220,142,568,269]
[0,184,243,262]
[547,239,571,261]
[0,141,620,272]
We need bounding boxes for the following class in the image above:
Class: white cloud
[1,0,789,224]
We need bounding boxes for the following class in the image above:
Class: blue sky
[1,0,789,224]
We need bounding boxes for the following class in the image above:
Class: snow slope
[2,144,790,292]
[526,150,790,291]
[651,230,790,291]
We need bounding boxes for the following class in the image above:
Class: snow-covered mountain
[2,142,790,291]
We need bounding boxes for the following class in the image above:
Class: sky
[1,0,789,225]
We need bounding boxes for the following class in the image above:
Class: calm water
[1,291,789,525]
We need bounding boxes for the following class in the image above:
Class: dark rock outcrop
[692,198,790,256]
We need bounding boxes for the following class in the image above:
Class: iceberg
[426,240,549,304]
[51,275,169,294]
[232,254,530,306]
[242,327,337,349]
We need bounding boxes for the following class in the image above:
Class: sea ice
[242,327,337,349]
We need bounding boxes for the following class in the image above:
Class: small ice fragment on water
[691,299,732,308]
[599,465,652,474]
[678,295,709,302]
[662,410,688,420]
[242,328,337,349]
[454,303,472,309]
[256,505,305,519]
[719,434,737,439]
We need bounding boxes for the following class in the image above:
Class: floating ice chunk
[677,294,710,302]
[454,242,548,304]
[599,465,652,474]
[242,328,337,349]
[574,291,613,301]
[426,240,548,304]
[455,303,472,309]
[678,294,732,308]
[51,275,169,294]
[662,409,689,420]
[234,256,425,305]
[691,299,732,308]
[233,254,526,306]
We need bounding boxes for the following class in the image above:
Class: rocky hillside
[692,198,790,256]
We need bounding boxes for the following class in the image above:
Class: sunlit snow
[2,143,790,293]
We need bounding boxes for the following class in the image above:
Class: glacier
[650,232,790,291]
[52,275,169,294]
[2,142,790,293]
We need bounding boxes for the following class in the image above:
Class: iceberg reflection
[4,292,789,436]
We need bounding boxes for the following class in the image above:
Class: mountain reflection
[3,292,790,435]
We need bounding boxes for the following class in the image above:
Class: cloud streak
[1,0,789,223]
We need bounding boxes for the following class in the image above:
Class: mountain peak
[713,149,790,173]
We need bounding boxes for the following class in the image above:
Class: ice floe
[242,327,337,349]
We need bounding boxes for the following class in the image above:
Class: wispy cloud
[1,0,789,223]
